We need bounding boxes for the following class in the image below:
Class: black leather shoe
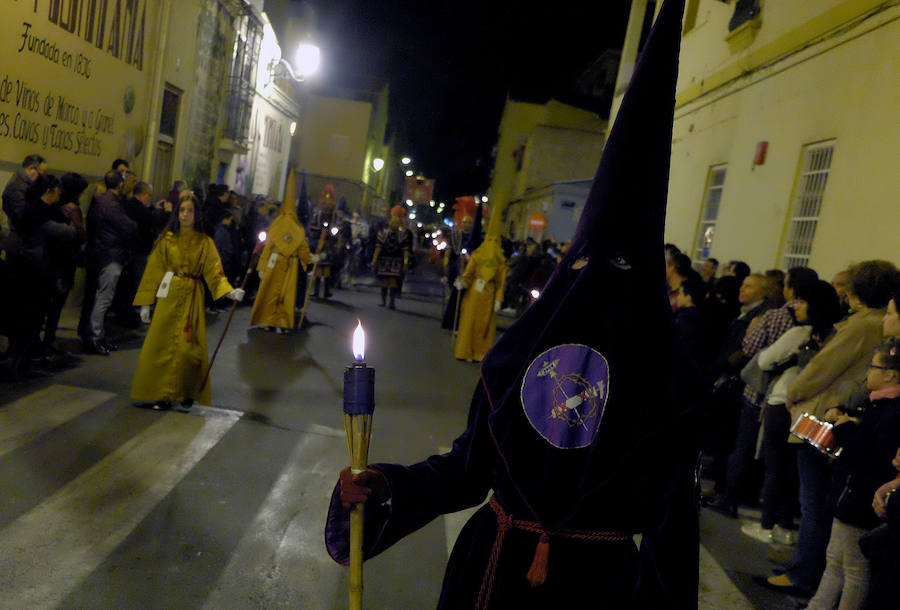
[707,497,738,518]
[101,340,118,352]
[84,340,110,356]
[150,401,172,411]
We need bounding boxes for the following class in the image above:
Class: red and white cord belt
[475,495,630,610]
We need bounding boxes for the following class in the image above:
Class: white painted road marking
[0,385,115,457]
[0,410,240,609]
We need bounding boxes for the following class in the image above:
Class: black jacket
[831,395,900,530]
[2,168,33,231]
[85,190,137,267]
[11,193,78,278]
[122,197,168,256]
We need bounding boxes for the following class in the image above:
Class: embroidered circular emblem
[283,233,294,243]
[520,344,610,449]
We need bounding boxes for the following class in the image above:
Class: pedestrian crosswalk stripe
[0,409,240,609]
[0,385,115,458]
[203,431,345,610]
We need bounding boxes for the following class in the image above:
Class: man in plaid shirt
[716,268,820,517]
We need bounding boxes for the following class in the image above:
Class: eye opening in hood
[608,254,633,271]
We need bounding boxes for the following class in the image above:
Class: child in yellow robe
[131,191,243,410]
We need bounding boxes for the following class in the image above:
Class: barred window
[224,13,263,144]
[692,164,727,266]
[781,141,835,269]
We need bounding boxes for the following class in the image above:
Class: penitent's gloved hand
[227,288,245,302]
[140,306,151,323]
[339,466,390,510]
[453,278,468,291]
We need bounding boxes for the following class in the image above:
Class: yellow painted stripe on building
[0,385,116,458]
[0,410,240,608]
[676,0,887,108]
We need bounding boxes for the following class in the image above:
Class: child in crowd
[805,338,900,609]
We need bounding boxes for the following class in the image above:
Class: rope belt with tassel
[475,495,630,610]
[174,273,202,343]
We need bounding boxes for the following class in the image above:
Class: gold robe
[250,210,311,329]
[454,239,507,362]
[131,230,233,404]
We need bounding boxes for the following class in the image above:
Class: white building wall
[667,7,900,278]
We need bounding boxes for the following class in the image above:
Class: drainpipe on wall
[142,0,175,182]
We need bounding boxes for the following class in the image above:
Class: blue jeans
[724,398,761,504]
[760,403,798,530]
[787,444,834,592]
[89,261,122,341]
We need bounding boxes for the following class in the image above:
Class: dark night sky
[270,1,633,202]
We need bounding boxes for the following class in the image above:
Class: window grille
[781,141,835,269]
[692,165,727,266]
[160,87,180,139]
[224,13,263,144]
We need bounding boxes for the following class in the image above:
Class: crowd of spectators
[498,237,570,313]
[656,242,900,608]
[0,154,291,376]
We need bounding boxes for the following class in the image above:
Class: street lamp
[270,41,321,82]
[405,170,414,177]
[295,43,321,76]
[401,157,411,165]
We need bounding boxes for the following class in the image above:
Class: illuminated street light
[270,41,321,82]
[372,158,384,172]
[295,43,321,77]
[405,170,414,177]
[401,157,411,165]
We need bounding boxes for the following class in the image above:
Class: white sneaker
[771,525,797,546]
[740,522,774,543]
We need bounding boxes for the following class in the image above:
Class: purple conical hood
[477,0,694,530]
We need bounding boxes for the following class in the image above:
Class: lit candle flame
[331,227,339,236]
[352,320,365,361]
[258,231,267,242]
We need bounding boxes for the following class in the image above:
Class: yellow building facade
[0,0,296,205]
[665,0,900,277]
[489,98,606,241]
[294,85,389,213]
[0,0,162,187]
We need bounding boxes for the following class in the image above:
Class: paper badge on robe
[520,344,610,449]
